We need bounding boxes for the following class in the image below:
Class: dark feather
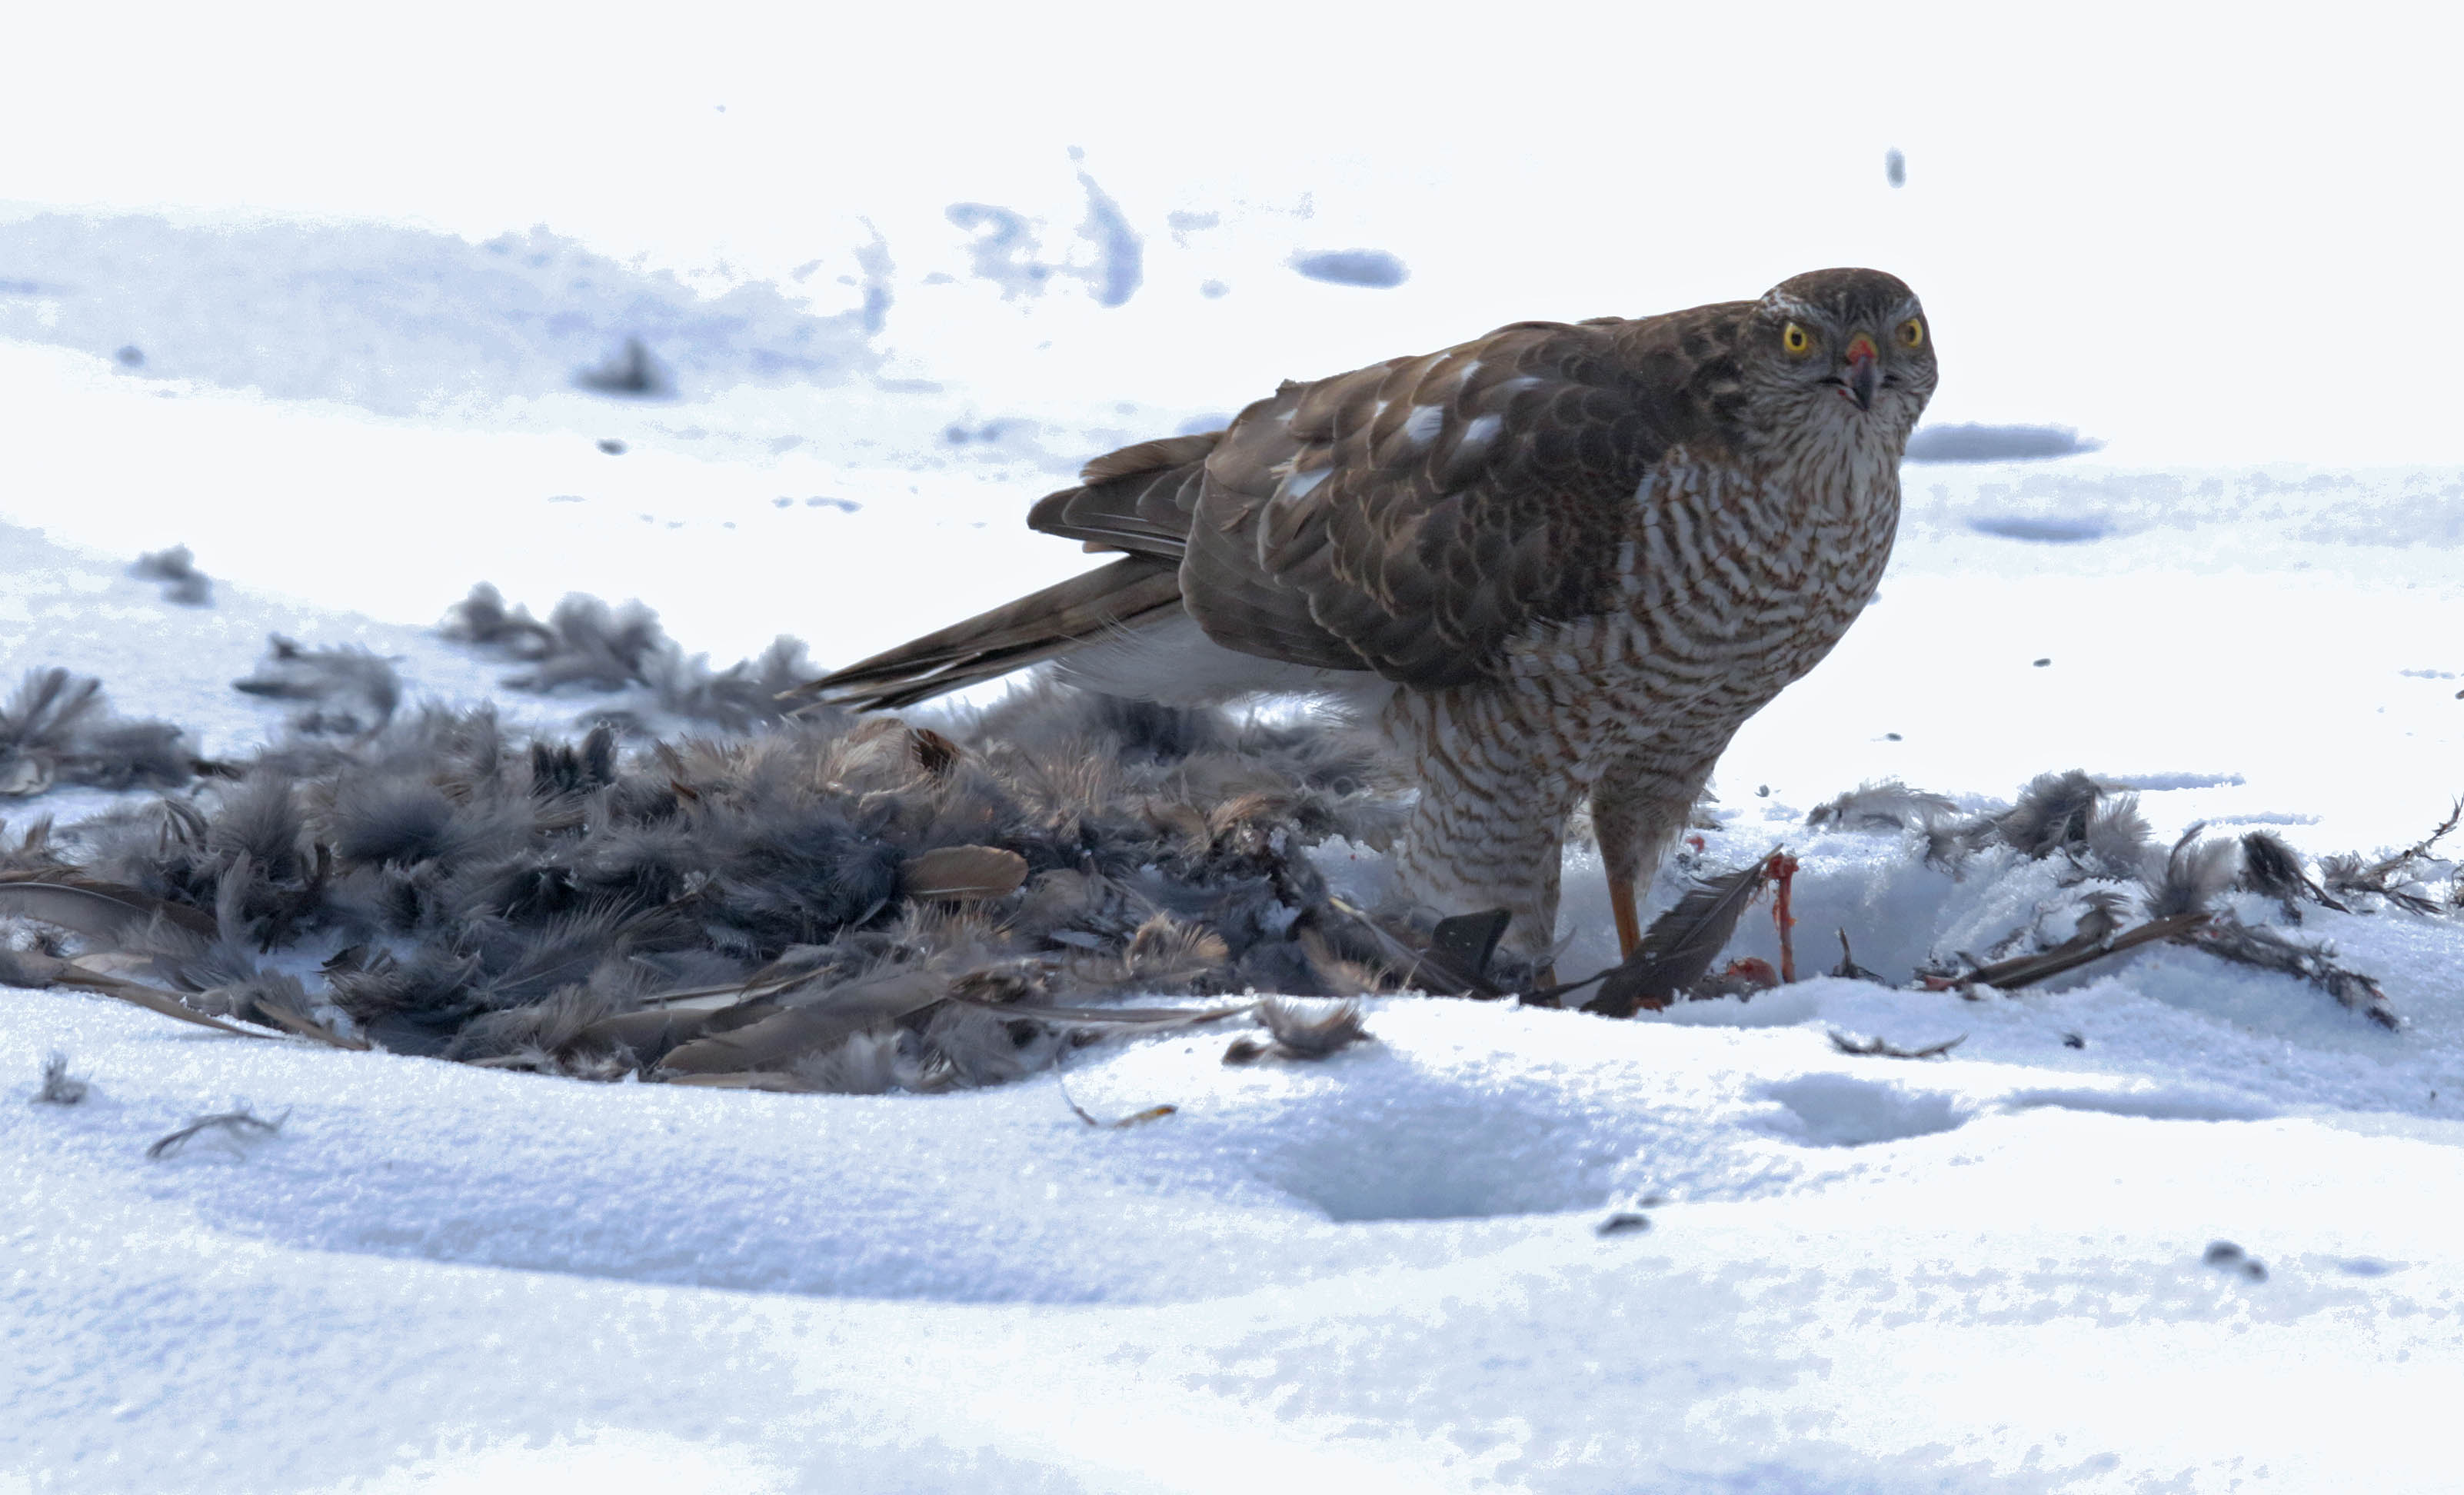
[2236,830,2346,918]
[132,544,214,606]
[1993,771,2107,857]
[1585,858,1771,1017]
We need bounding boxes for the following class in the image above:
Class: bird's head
[1740,268,1936,448]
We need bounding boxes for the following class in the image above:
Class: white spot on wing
[1277,465,1331,501]
[1402,405,1445,447]
[1460,414,1503,448]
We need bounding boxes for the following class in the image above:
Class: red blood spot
[1686,834,1706,851]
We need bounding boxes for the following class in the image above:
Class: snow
[10,15,2464,1486]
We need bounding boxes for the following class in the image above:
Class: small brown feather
[901,845,1029,902]
[658,967,951,1074]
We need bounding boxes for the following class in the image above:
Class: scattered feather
[2142,827,2240,921]
[1224,997,1370,1064]
[1828,1031,1967,1060]
[574,337,672,398]
[131,544,213,606]
[33,1051,88,1104]
[1922,771,2146,876]
[2319,801,2459,915]
[1805,780,1956,832]
[146,1106,288,1160]
[233,636,402,735]
[2237,831,2347,921]
[1830,928,1885,983]
[1996,771,2108,856]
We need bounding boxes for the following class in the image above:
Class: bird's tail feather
[784,557,1186,712]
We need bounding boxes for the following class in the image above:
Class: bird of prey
[798,268,1937,971]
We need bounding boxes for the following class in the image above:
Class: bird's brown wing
[1181,308,1747,690]
[1026,432,1217,560]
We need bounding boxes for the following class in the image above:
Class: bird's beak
[1841,333,1880,412]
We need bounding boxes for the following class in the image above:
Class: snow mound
[0,212,878,415]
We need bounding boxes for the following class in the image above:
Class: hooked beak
[1840,332,1880,412]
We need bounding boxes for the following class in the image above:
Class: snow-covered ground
[11,12,2464,1488]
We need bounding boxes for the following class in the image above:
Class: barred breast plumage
[797,268,1938,971]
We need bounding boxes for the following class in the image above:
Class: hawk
[799,268,1937,971]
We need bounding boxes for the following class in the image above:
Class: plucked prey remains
[799,269,1938,964]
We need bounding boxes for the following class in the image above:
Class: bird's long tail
[782,556,1186,712]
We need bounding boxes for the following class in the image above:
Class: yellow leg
[1609,873,1642,959]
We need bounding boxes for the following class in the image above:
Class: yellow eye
[1897,318,1925,348]
[1783,321,1813,356]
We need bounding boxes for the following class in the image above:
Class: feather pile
[0,619,1421,1091]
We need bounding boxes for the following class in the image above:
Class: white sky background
[7,2,2460,464]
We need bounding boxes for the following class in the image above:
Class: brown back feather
[1180,304,1754,690]
[1027,432,1219,561]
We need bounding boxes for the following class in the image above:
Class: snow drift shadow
[1905,423,2103,464]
